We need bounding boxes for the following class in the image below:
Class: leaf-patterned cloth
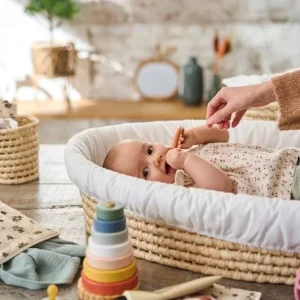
[0,200,58,265]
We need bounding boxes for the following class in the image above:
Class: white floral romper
[175,143,300,200]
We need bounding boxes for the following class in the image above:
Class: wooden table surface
[0,145,294,299]
[16,98,208,121]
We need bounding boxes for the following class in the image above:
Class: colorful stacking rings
[79,201,138,298]
[96,202,124,221]
[83,259,136,283]
[91,226,128,245]
[93,216,126,233]
[88,237,132,258]
[86,248,134,270]
[80,271,139,295]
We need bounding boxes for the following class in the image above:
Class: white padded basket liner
[65,119,300,253]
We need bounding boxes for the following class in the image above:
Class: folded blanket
[0,238,86,290]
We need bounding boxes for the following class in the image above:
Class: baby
[103,125,300,200]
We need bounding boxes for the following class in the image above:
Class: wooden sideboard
[16,99,208,120]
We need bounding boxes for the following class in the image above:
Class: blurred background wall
[2,0,300,100]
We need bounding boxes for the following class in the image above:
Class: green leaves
[25,0,79,21]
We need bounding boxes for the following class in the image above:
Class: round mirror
[134,59,179,100]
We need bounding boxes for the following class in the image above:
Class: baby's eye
[147,146,153,155]
[143,167,149,178]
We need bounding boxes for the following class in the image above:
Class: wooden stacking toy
[78,201,138,299]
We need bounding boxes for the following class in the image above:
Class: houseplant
[25,0,80,77]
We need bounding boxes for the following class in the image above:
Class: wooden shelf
[16,99,208,121]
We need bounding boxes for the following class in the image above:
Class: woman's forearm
[183,153,233,193]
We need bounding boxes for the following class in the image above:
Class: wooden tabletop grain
[0,145,294,299]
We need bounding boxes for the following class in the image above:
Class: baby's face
[109,139,176,183]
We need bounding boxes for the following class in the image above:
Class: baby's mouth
[165,162,172,174]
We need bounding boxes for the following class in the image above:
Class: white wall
[2,0,300,100]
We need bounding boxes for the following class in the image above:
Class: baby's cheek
[150,169,164,182]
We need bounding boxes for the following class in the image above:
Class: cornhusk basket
[0,116,39,184]
[80,103,300,286]
[244,102,279,121]
[31,42,77,78]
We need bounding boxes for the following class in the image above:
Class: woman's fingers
[206,90,225,120]
[232,110,247,128]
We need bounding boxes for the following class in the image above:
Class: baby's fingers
[172,127,185,148]
[177,135,184,145]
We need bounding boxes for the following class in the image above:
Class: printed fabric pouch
[0,200,59,265]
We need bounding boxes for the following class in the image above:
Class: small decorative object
[25,0,80,110]
[179,56,204,106]
[208,31,231,101]
[41,285,61,300]
[0,100,39,184]
[133,44,179,101]
[25,0,79,77]
[78,201,138,300]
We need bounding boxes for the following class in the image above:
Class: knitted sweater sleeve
[271,69,300,130]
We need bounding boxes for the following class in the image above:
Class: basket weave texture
[0,116,39,184]
[244,103,279,121]
[80,104,300,285]
[81,191,299,286]
[31,42,77,77]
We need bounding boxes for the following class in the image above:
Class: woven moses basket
[0,116,39,184]
[77,103,300,286]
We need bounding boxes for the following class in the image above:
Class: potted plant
[25,0,80,77]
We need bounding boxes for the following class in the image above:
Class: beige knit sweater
[271,69,300,130]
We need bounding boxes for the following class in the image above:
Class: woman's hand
[166,148,189,170]
[206,81,276,128]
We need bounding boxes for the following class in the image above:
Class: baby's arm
[176,125,229,149]
[167,149,233,193]
[190,125,229,144]
[184,153,233,193]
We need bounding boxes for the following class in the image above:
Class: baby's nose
[154,153,163,167]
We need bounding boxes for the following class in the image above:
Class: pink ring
[86,248,134,270]
[294,270,300,300]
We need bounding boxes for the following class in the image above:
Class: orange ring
[81,271,139,295]
[83,259,136,283]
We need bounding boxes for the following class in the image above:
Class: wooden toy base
[78,278,139,300]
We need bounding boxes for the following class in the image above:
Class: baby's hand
[177,128,197,149]
[166,148,188,170]
[171,127,185,148]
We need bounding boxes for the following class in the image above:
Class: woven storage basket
[244,103,279,121]
[80,104,300,285]
[0,116,39,184]
[31,42,77,77]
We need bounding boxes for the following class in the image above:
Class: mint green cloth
[0,238,86,290]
